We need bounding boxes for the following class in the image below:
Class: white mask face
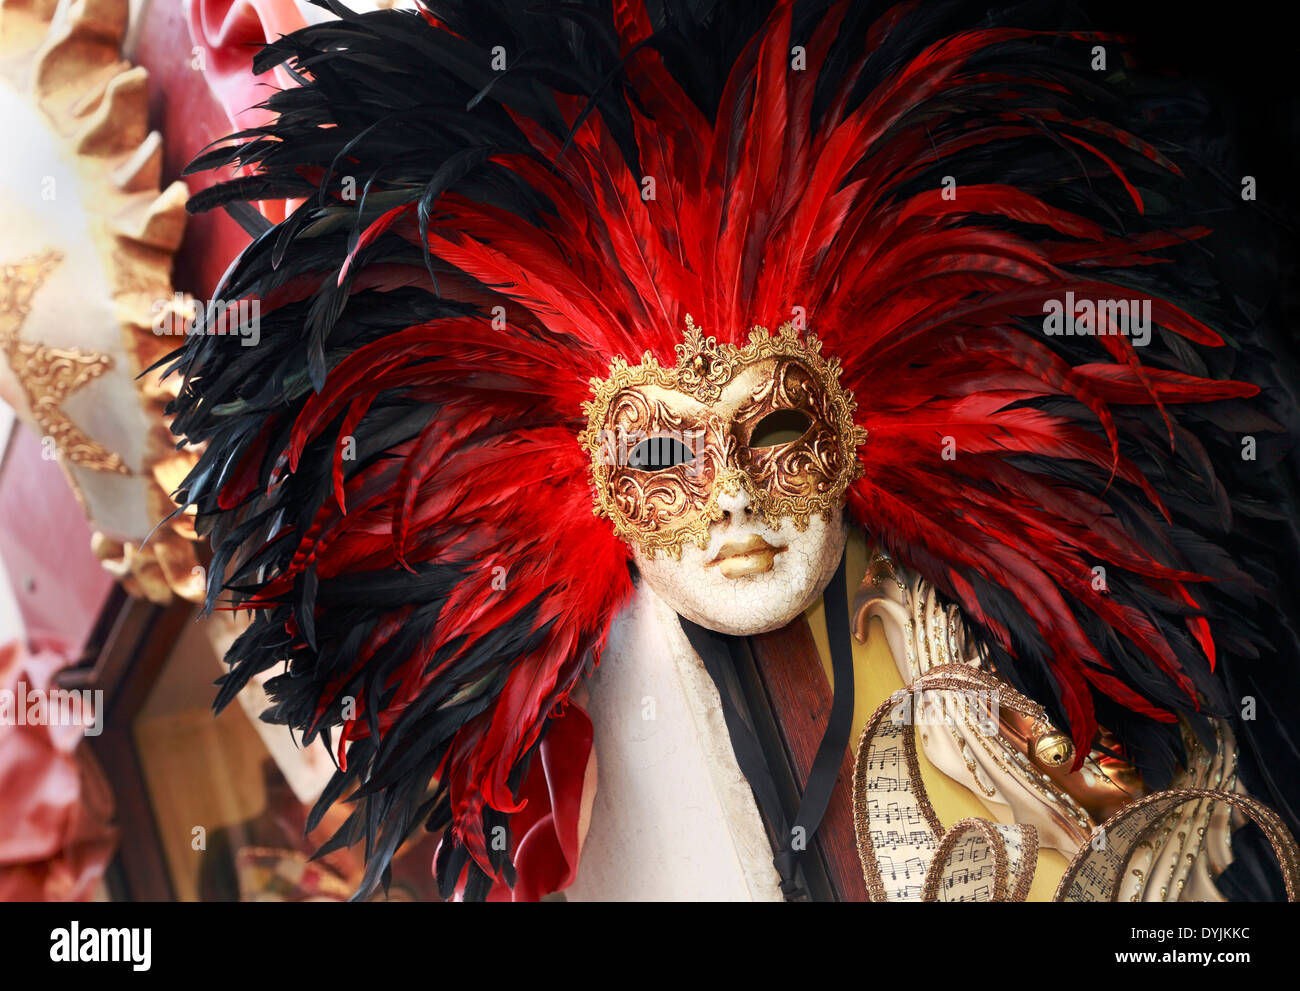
[632,491,848,635]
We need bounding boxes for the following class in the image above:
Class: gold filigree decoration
[579,317,869,556]
[0,250,126,473]
[674,314,735,402]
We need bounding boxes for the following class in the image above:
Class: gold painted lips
[709,533,786,579]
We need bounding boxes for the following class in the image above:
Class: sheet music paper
[854,677,1039,902]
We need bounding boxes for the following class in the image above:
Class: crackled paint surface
[632,486,848,635]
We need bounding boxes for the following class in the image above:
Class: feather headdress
[166,0,1300,899]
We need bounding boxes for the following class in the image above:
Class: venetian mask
[0,0,203,603]
[581,318,867,634]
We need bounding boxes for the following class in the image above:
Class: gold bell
[1031,731,1075,769]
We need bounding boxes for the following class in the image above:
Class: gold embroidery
[0,250,127,474]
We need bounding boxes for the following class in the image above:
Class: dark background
[1086,0,1300,361]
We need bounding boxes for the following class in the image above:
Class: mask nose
[716,481,756,526]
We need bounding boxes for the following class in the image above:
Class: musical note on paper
[879,854,896,881]
[868,744,903,774]
[1077,862,1112,901]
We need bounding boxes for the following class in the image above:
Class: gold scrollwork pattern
[580,317,868,556]
[0,250,127,474]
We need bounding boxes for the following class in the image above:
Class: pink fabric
[187,0,307,133]
[0,426,113,650]
[129,1,303,297]
[186,0,309,224]
[0,640,116,901]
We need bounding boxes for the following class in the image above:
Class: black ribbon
[678,550,855,900]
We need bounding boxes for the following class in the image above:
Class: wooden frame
[56,587,195,901]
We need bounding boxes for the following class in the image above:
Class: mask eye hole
[626,435,696,470]
[749,409,812,448]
